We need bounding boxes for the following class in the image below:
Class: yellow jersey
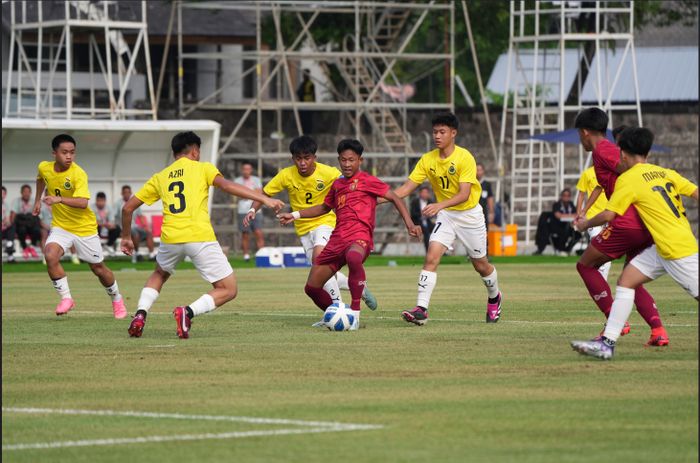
[36,161,97,237]
[136,157,221,244]
[606,163,698,260]
[408,145,481,211]
[263,162,341,236]
[576,166,608,218]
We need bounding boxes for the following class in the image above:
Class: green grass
[2,261,697,462]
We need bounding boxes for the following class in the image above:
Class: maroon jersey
[592,138,645,230]
[324,171,390,248]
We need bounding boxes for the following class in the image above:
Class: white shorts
[629,245,698,298]
[46,227,104,264]
[588,225,604,239]
[429,207,487,259]
[157,241,234,283]
[299,225,334,262]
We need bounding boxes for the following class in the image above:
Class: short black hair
[289,135,318,156]
[96,191,107,199]
[612,125,628,140]
[52,134,76,151]
[336,139,364,156]
[241,161,254,167]
[20,184,31,192]
[574,108,608,133]
[561,188,572,196]
[617,127,653,157]
[171,131,201,156]
[1,186,6,193]
[122,185,132,192]
[431,112,459,130]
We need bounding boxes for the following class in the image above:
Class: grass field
[2,259,698,462]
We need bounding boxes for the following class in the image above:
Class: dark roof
[1,1,255,38]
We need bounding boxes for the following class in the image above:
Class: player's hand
[265,198,285,213]
[32,202,42,216]
[407,224,423,238]
[574,218,589,232]
[121,238,135,256]
[243,209,256,227]
[43,195,61,206]
[422,203,442,218]
[278,213,295,226]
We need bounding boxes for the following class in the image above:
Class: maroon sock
[576,261,613,317]
[345,248,366,311]
[634,285,663,329]
[304,283,332,311]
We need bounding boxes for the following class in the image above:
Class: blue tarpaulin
[527,129,671,153]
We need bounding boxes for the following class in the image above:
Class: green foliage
[634,0,699,27]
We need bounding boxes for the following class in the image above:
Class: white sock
[481,268,499,299]
[136,287,159,313]
[416,270,437,309]
[52,277,72,300]
[189,294,216,316]
[603,286,636,342]
[105,281,122,302]
[335,271,349,290]
[323,277,342,303]
[598,261,611,281]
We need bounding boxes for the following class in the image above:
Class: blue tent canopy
[527,129,671,153]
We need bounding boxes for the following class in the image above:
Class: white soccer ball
[322,302,355,331]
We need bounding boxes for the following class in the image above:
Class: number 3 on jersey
[168,181,186,214]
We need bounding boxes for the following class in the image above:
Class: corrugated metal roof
[580,47,698,102]
[487,46,699,104]
[486,49,581,103]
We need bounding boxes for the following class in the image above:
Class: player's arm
[32,177,45,216]
[43,194,88,209]
[120,195,144,256]
[278,203,331,225]
[245,193,273,227]
[213,175,284,213]
[379,179,420,204]
[423,182,472,218]
[383,189,422,238]
[577,209,616,231]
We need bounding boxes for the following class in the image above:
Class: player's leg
[42,228,75,315]
[301,229,342,304]
[74,232,126,319]
[304,264,337,311]
[129,244,179,337]
[623,243,667,343]
[173,242,235,339]
[343,242,370,329]
[335,268,377,310]
[401,240,447,325]
[660,251,699,302]
[576,244,615,316]
[587,226,611,280]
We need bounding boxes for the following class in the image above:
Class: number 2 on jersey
[651,182,681,218]
[168,181,186,214]
[305,192,313,204]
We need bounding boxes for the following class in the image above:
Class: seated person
[113,185,157,261]
[11,184,41,259]
[534,188,580,255]
[91,191,119,254]
[2,186,16,262]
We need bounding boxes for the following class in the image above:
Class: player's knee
[576,261,588,275]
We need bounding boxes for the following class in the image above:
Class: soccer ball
[322,302,356,331]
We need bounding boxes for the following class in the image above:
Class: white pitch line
[2,426,381,451]
[1,407,382,429]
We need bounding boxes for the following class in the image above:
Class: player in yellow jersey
[120,132,284,339]
[32,134,127,319]
[572,127,698,360]
[244,135,378,314]
[576,166,611,280]
[390,113,503,325]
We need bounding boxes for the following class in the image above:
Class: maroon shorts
[591,224,653,260]
[314,236,371,272]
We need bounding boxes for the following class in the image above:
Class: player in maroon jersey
[572,108,668,346]
[279,139,422,328]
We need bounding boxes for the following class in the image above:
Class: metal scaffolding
[176,0,456,250]
[3,0,156,120]
[497,1,643,245]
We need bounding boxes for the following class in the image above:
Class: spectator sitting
[11,184,41,259]
[113,185,157,262]
[2,186,17,262]
[91,191,119,255]
[410,186,435,252]
[534,188,580,255]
